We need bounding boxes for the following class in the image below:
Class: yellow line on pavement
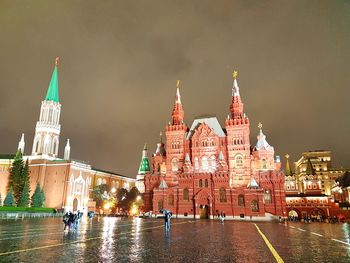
[254,223,284,263]
[0,220,191,256]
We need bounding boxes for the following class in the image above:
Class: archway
[73,198,78,212]
[199,205,209,219]
[288,210,299,218]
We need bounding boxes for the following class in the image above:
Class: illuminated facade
[0,59,135,211]
[285,151,346,219]
[142,74,286,220]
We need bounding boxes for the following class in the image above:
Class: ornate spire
[17,133,25,154]
[171,80,185,125]
[232,70,240,97]
[155,133,166,156]
[176,80,181,104]
[45,57,60,102]
[285,154,293,176]
[255,123,273,151]
[138,144,151,174]
[64,139,71,160]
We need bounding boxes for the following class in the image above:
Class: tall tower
[32,57,61,157]
[136,144,151,193]
[64,139,71,160]
[165,80,188,175]
[225,71,251,187]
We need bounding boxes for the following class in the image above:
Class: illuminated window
[194,157,199,170]
[251,200,259,212]
[183,188,189,201]
[264,190,271,204]
[235,155,243,167]
[220,187,227,202]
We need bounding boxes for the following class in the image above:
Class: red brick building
[142,74,286,220]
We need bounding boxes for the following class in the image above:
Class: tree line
[0,151,45,208]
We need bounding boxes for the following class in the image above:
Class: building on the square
[332,171,350,215]
[284,151,347,219]
[0,58,135,211]
[140,73,286,220]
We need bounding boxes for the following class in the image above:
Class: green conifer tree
[4,187,15,206]
[40,187,46,207]
[20,159,31,203]
[8,150,24,204]
[19,181,30,207]
[31,184,43,207]
[0,193,2,206]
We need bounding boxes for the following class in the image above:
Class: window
[238,195,245,207]
[264,190,271,204]
[202,156,209,171]
[235,155,243,167]
[205,179,208,188]
[262,159,267,169]
[168,194,174,206]
[172,158,178,171]
[199,179,203,188]
[194,158,199,170]
[210,156,216,171]
[251,200,259,212]
[183,188,189,201]
[158,200,163,211]
[220,187,227,202]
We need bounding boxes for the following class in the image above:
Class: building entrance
[199,205,209,219]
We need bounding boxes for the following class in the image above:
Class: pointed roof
[159,179,168,189]
[285,154,293,176]
[232,70,240,97]
[305,158,315,175]
[218,151,225,161]
[45,57,59,102]
[254,123,274,151]
[247,177,259,189]
[186,117,226,139]
[175,80,181,104]
[155,132,166,156]
[138,144,150,174]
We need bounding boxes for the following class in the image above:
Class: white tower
[64,139,71,160]
[32,58,61,158]
[17,133,25,154]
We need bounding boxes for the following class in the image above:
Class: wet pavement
[0,217,349,263]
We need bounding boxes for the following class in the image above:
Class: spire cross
[258,122,263,129]
[232,70,238,79]
[55,57,59,66]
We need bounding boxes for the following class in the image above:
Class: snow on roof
[186,117,226,139]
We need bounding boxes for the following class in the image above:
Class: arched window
[205,179,208,188]
[235,155,243,168]
[251,200,259,212]
[210,156,216,171]
[201,156,209,171]
[194,157,199,170]
[172,158,178,171]
[264,190,271,204]
[238,195,245,207]
[262,159,267,169]
[168,194,174,206]
[219,187,227,202]
[199,179,203,188]
[97,178,102,186]
[183,188,189,201]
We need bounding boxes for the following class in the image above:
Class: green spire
[305,158,315,175]
[138,144,150,174]
[45,57,59,102]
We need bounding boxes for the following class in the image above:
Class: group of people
[63,211,84,231]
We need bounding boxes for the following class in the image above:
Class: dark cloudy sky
[0,0,349,177]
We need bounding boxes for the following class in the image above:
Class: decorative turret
[171,80,185,125]
[64,139,71,160]
[155,132,166,157]
[138,143,151,174]
[17,133,25,154]
[32,57,61,157]
[254,123,274,151]
[284,154,293,176]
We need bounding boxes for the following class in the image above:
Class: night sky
[0,1,349,177]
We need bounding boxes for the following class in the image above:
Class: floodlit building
[0,59,135,211]
[140,73,286,220]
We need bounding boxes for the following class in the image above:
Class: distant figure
[88,211,94,221]
[220,211,225,223]
[161,210,171,230]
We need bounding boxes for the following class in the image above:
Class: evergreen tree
[20,159,31,204]
[0,193,2,206]
[40,187,46,207]
[31,184,43,207]
[19,180,30,207]
[8,150,24,204]
[4,187,15,206]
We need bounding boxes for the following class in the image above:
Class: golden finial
[176,80,180,88]
[55,57,59,66]
[258,122,263,129]
[232,70,238,79]
[285,154,290,159]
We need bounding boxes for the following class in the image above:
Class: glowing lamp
[104,203,111,210]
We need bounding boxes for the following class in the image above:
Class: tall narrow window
[220,187,227,202]
[199,179,203,188]
[183,188,189,201]
[194,157,199,170]
[172,158,178,171]
[202,156,208,171]
[251,200,259,212]
[235,155,243,167]
[205,179,208,188]
[238,195,245,207]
